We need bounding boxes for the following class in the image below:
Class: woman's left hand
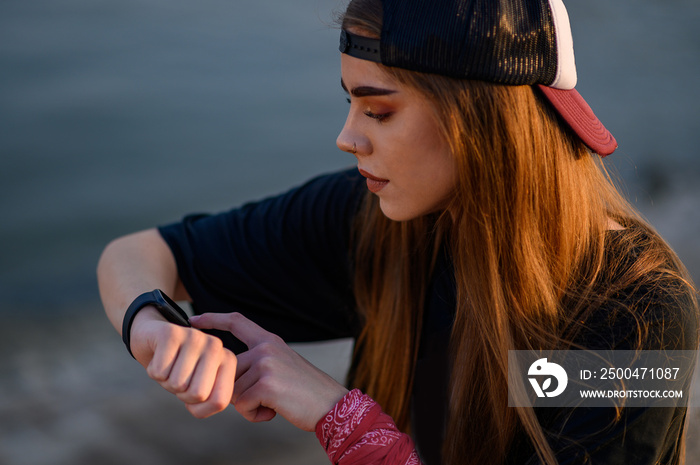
[189,312,349,432]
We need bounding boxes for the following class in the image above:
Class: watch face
[154,289,191,327]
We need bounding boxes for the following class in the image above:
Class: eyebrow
[341,79,397,97]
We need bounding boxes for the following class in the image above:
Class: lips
[358,168,389,193]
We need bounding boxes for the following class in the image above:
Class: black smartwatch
[122,289,191,358]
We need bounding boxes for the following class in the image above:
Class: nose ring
[351,142,357,154]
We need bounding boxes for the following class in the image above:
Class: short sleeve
[157,168,366,347]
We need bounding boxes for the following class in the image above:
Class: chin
[378,196,451,222]
[378,200,422,222]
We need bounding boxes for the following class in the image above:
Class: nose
[336,132,356,155]
[336,114,369,156]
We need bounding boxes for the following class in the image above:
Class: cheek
[386,155,456,220]
[411,140,456,195]
[422,160,456,207]
[420,146,457,206]
[381,108,456,219]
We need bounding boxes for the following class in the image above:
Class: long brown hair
[341,1,698,464]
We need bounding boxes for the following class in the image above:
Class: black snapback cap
[340,0,617,156]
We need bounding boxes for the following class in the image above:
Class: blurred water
[1,0,352,315]
[0,0,699,314]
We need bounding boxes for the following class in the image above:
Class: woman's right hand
[129,307,238,419]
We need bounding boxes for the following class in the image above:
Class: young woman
[98,0,699,464]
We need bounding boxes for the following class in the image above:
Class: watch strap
[121,289,190,359]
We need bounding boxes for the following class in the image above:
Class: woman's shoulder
[568,224,699,351]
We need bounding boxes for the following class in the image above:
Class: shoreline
[0,312,349,465]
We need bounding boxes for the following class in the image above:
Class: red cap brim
[537,85,617,156]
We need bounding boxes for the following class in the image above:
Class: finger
[233,349,254,381]
[230,361,257,404]
[175,337,226,404]
[233,382,277,423]
[146,328,183,383]
[185,351,237,419]
[228,402,277,423]
[190,312,277,348]
[229,360,267,421]
[230,341,283,401]
[163,336,204,395]
[252,406,277,423]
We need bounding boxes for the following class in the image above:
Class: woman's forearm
[97,228,237,419]
[97,228,189,333]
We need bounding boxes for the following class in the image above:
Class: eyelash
[364,110,391,123]
[346,98,392,123]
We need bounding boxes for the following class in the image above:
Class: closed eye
[364,110,392,123]
[344,90,393,123]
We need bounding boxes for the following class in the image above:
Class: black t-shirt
[159,169,365,352]
[158,168,697,465]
